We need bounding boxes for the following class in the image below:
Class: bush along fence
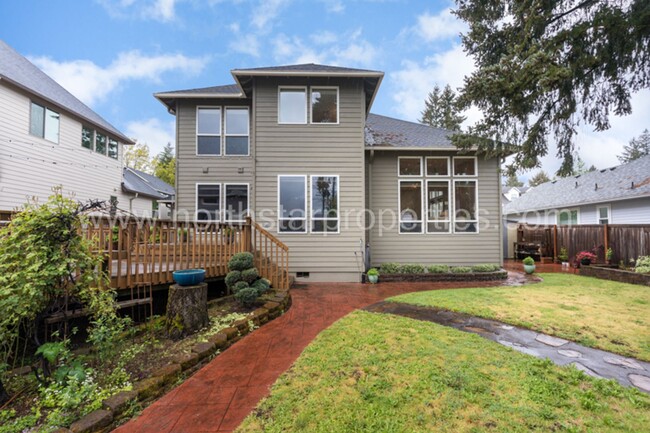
[372,263,507,282]
[516,223,650,264]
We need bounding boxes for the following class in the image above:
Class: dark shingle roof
[232,63,382,75]
[0,40,132,143]
[122,167,175,200]
[365,113,456,148]
[156,84,241,96]
[504,155,650,214]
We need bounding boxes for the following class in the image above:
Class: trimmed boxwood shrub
[399,264,425,274]
[228,252,254,271]
[451,266,472,274]
[252,278,271,295]
[471,264,500,273]
[232,280,250,294]
[241,268,259,284]
[234,287,259,306]
[225,270,242,290]
[427,264,449,274]
[379,263,400,274]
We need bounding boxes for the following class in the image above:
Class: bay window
[311,175,339,232]
[278,175,307,232]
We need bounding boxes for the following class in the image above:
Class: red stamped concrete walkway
[113,279,506,433]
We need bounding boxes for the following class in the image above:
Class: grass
[238,311,650,433]
[388,273,650,361]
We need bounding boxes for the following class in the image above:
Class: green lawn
[238,311,649,433]
[389,274,650,361]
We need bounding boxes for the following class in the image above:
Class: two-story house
[156,64,503,282]
[0,39,168,216]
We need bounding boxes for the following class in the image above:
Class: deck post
[244,216,253,253]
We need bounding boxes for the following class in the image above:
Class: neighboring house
[502,185,530,202]
[0,40,141,214]
[155,63,503,282]
[504,155,650,225]
[122,167,175,219]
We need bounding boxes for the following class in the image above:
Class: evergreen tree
[618,129,650,163]
[152,143,176,186]
[529,170,551,187]
[420,84,465,131]
[504,173,524,187]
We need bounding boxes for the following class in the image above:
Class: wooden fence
[516,224,650,264]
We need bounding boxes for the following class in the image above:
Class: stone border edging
[580,265,650,286]
[376,270,508,283]
[48,289,292,433]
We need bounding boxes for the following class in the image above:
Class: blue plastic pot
[172,269,206,286]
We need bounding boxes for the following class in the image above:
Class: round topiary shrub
[241,268,259,284]
[252,278,270,295]
[228,252,254,271]
[234,287,259,306]
[225,270,242,290]
[232,280,250,294]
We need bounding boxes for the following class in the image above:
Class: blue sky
[1,0,647,180]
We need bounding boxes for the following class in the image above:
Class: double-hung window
[311,176,339,232]
[225,108,249,155]
[30,102,60,143]
[197,107,221,155]
[224,184,249,223]
[597,206,610,224]
[310,87,338,123]
[278,175,307,233]
[196,184,221,221]
[279,87,307,124]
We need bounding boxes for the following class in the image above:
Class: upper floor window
[197,107,221,155]
[30,102,59,143]
[279,87,307,124]
[225,108,249,156]
[311,87,338,124]
[82,126,94,150]
[81,126,119,159]
[95,132,107,155]
[108,138,118,159]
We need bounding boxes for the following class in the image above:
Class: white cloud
[252,0,290,32]
[414,9,467,42]
[97,0,179,22]
[125,117,175,154]
[310,31,339,45]
[30,51,208,107]
[230,33,262,57]
[321,0,344,13]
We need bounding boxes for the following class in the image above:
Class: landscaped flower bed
[371,263,507,283]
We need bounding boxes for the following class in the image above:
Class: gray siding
[368,151,502,266]
[611,197,650,224]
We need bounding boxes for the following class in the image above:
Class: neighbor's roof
[365,113,456,149]
[154,84,242,98]
[122,167,175,200]
[504,155,650,214]
[0,40,133,144]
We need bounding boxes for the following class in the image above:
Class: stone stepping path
[363,301,650,394]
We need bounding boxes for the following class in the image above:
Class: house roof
[504,155,650,214]
[0,40,133,144]
[122,167,175,200]
[155,84,242,98]
[365,113,456,149]
[230,63,383,75]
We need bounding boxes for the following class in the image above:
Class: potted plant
[522,256,535,274]
[606,247,613,264]
[367,268,379,284]
[557,247,569,266]
[576,251,597,266]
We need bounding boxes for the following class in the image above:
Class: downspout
[498,157,504,265]
[128,192,139,213]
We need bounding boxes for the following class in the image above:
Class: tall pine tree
[529,170,551,187]
[420,84,465,131]
[618,129,650,163]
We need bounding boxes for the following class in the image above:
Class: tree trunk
[166,283,209,340]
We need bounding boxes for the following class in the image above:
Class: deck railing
[250,220,290,290]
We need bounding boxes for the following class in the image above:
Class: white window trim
[453,179,480,234]
[597,204,611,224]
[310,175,340,234]
[453,156,478,177]
[425,156,450,177]
[557,208,580,225]
[195,183,222,222]
[223,183,250,223]
[425,179,452,234]
[30,101,60,144]
[309,86,339,125]
[196,106,222,156]
[278,175,308,234]
[224,106,250,157]
[397,156,423,177]
[278,86,308,125]
[398,179,424,234]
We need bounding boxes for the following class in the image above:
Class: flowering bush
[576,251,597,262]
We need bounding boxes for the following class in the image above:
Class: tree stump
[166,283,209,340]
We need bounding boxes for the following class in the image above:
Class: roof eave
[230,69,384,78]
[364,146,474,151]
[504,191,650,215]
[121,183,165,200]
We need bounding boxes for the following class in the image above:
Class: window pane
[197,185,220,221]
[455,181,476,220]
[311,88,337,123]
[455,222,477,233]
[197,108,221,135]
[400,181,422,232]
[197,136,221,155]
[225,108,248,134]
[399,158,421,176]
[427,181,449,221]
[44,109,60,143]
[225,136,248,155]
[279,176,305,219]
[279,219,306,233]
[599,207,608,218]
[312,220,339,232]
[279,89,306,123]
[426,158,448,176]
[312,176,338,218]
[108,138,118,159]
[30,103,44,137]
[454,158,476,176]
[428,222,450,233]
[95,133,107,155]
[82,127,94,150]
[225,185,248,221]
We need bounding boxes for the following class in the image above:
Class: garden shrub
[635,256,650,274]
[427,264,449,274]
[232,281,250,294]
[252,278,270,295]
[471,264,500,273]
[399,264,425,274]
[228,252,254,271]
[241,268,259,284]
[234,287,259,307]
[225,271,242,290]
[379,263,400,274]
[451,266,472,274]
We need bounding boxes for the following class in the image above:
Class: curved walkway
[113,279,504,433]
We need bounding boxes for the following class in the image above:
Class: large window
[454,180,478,233]
[225,108,249,155]
[224,184,249,222]
[278,176,307,233]
[399,180,423,233]
[311,176,339,232]
[197,107,221,155]
[196,184,220,221]
[427,181,451,233]
[279,88,307,124]
[310,87,338,123]
[558,209,579,225]
[30,102,59,143]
